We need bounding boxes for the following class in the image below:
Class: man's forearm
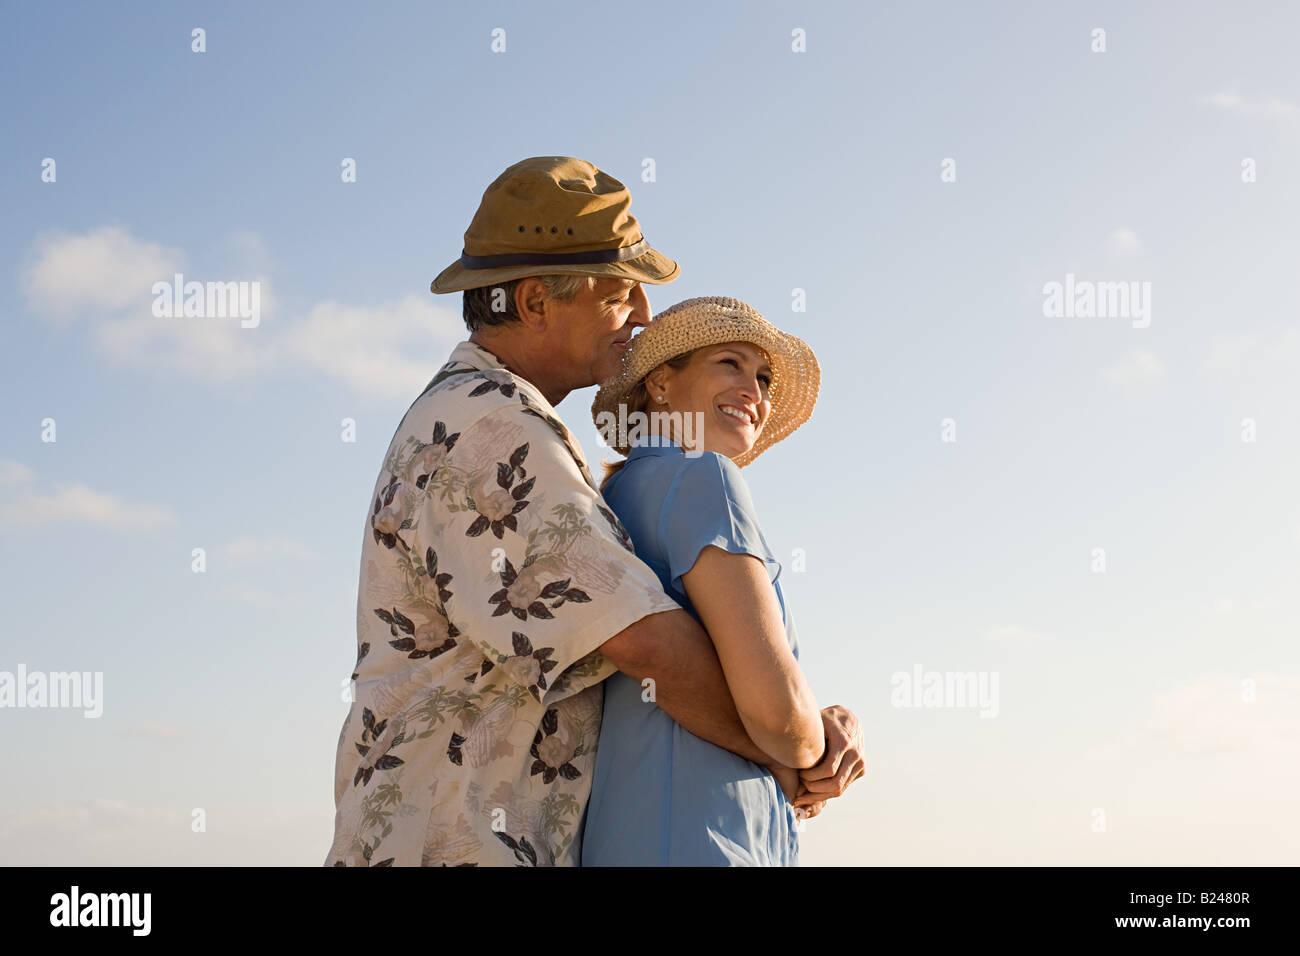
[601,609,776,766]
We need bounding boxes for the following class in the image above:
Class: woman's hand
[797,705,865,802]
[795,799,827,822]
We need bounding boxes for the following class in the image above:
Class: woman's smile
[717,401,757,427]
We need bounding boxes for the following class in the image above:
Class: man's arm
[599,608,801,769]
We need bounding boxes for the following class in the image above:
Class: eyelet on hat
[428,156,681,294]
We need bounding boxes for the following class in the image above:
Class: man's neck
[468,329,569,407]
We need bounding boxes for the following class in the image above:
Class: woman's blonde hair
[598,349,697,492]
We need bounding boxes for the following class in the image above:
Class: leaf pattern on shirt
[487,555,592,623]
[409,421,460,490]
[464,442,533,539]
[326,343,680,867]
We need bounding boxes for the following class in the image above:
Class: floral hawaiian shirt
[326,341,678,867]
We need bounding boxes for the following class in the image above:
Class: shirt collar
[444,340,559,416]
[626,436,686,459]
[447,340,510,373]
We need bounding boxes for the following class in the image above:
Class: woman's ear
[644,364,671,400]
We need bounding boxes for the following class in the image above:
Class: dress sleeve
[425,403,680,707]
[659,452,782,595]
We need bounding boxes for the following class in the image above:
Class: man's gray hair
[462,274,596,332]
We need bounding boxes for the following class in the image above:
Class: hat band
[459,237,649,270]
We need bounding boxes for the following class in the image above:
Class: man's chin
[593,357,623,385]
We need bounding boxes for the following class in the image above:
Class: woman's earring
[656,394,666,403]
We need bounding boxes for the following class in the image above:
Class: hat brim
[430,246,679,294]
[591,299,820,469]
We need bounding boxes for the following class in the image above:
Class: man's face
[546,277,652,388]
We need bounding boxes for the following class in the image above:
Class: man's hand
[769,762,801,804]
[770,765,829,821]
[794,705,864,806]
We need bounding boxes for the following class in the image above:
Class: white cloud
[0,480,175,530]
[1202,91,1298,118]
[0,460,35,484]
[278,295,462,400]
[21,226,185,318]
[986,626,1050,649]
[1201,327,1300,408]
[21,228,463,398]
[0,800,186,863]
[125,721,187,742]
[93,283,278,382]
[1203,332,1260,379]
[1108,227,1142,256]
[223,230,276,272]
[1101,348,1167,391]
[1204,328,1300,380]
[224,535,318,563]
[1091,674,1300,761]
[798,674,1300,866]
[0,799,330,865]
[226,585,300,608]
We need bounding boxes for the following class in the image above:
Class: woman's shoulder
[667,451,760,518]
[660,450,779,584]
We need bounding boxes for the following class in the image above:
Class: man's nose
[626,284,651,327]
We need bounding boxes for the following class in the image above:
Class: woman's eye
[722,357,739,368]
[758,375,772,387]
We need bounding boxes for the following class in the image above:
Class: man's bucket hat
[430,156,679,294]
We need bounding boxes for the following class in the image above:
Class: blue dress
[581,438,801,866]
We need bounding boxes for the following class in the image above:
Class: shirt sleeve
[423,403,680,707]
[659,451,782,596]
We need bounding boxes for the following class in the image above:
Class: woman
[582,296,825,866]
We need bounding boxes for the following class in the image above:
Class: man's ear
[513,277,550,332]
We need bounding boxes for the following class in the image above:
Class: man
[326,157,862,866]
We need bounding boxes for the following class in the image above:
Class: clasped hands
[769,704,865,822]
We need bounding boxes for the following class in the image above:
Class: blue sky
[2,0,1298,864]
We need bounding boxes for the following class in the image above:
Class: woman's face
[648,342,773,460]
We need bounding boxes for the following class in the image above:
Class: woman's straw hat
[591,296,820,468]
